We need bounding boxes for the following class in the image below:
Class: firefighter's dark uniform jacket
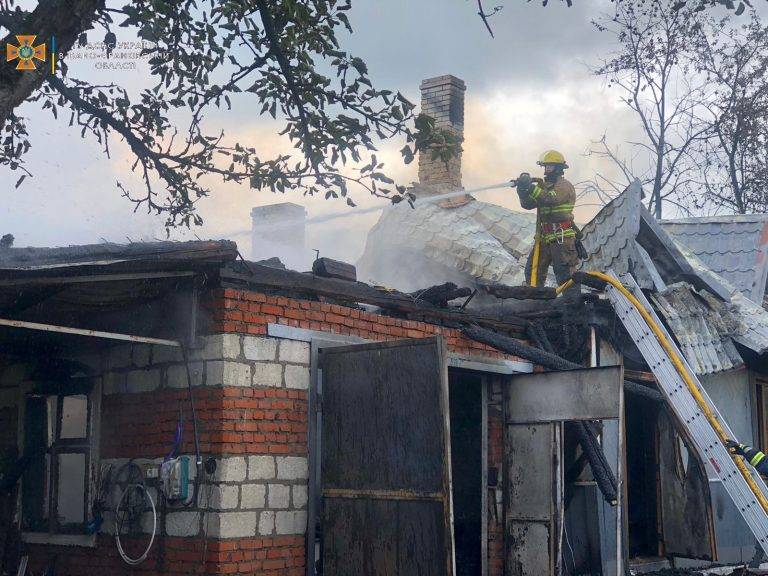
[734,443,768,476]
[518,175,579,286]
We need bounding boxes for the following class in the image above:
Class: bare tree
[592,0,711,218]
[692,12,768,214]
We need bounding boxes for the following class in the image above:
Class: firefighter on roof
[516,150,584,291]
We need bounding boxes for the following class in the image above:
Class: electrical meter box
[160,456,190,501]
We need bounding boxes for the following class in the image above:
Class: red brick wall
[25,535,297,576]
[101,388,307,459]
[204,288,516,359]
[207,536,304,575]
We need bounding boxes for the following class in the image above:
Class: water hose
[530,216,542,288]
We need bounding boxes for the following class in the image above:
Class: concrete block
[210,484,239,510]
[252,362,282,388]
[243,336,278,361]
[207,361,251,387]
[292,485,308,509]
[278,340,309,364]
[277,457,308,480]
[258,511,275,536]
[214,457,247,483]
[152,344,182,364]
[248,455,276,480]
[125,369,160,393]
[240,484,266,509]
[275,511,307,535]
[284,365,309,390]
[166,362,204,389]
[208,511,257,538]
[108,345,133,369]
[165,511,200,536]
[102,372,127,395]
[200,334,241,360]
[268,484,290,509]
[133,345,152,368]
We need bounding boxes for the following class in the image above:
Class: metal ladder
[604,271,768,554]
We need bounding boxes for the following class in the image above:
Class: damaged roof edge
[0,240,239,271]
[221,261,532,335]
[638,207,732,301]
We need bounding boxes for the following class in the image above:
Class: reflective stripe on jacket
[526,176,576,244]
[743,446,768,476]
[541,226,576,244]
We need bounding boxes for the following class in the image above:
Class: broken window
[22,392,92,534]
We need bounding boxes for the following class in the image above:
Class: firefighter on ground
[726,440,768,476]
[516,150,586,291]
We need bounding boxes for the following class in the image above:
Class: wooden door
[319,337,455,576]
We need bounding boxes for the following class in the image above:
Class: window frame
[19,379,100,543]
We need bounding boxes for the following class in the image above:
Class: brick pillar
[418,75,465,190]
[417,75,470,207]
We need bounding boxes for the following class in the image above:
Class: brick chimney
[251,203,307,270]
[417,75,469,207]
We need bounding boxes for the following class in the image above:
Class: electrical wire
[115,482,157,566]
[181,343,203,509]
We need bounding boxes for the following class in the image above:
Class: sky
[0,0,735,266]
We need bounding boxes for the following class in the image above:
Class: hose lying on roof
[463,324,635,506]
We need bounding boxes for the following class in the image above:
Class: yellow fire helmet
[537,150,568,168]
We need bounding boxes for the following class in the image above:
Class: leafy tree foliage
[0,0,461,227]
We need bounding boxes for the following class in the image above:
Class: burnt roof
[0,240,238,272]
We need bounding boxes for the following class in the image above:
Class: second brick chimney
[417,75,470,207]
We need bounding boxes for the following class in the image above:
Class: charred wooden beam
[312,257,356,282]
[463,324,663,403]
[409,282,472,307]
[481,283,557,300]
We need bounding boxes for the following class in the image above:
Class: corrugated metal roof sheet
[662,214,768,301]
[358,197,536,290]
[578,181,658,290]
[730,292,768,355]
[650,284,743,374]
